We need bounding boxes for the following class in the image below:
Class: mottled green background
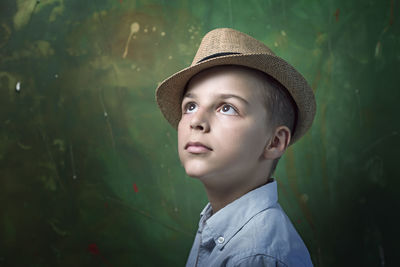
[1,0,399,266]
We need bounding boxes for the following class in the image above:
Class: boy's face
[178,65,273,189]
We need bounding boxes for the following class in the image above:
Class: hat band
[196,52,241,63]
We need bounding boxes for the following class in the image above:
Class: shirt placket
[195,211,215,267]
[195,231,202,267]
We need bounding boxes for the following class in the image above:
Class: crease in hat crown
[155,27,316,146]
[191,28,275,65]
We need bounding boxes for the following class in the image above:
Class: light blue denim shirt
[185,180,313,267]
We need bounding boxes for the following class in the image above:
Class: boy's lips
[185,141,213,153]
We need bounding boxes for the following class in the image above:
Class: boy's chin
[183,163,211,179]
[182,160,227,183]
[184,168,206,179]
[184,167,223,186]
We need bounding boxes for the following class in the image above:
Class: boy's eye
[183,102,198,113]
[218,104,238,115]
[182,102,238,115]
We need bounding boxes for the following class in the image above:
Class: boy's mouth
[185,141,213,152]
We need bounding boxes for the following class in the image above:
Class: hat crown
[191,28,275,66]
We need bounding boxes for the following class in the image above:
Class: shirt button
[217,236,225,244]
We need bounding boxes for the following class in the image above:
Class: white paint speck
[130,22,140,34]
[16,81,21,92]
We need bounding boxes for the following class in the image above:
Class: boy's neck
[204,177,274,215]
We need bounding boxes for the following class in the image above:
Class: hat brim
[155,53,316,146]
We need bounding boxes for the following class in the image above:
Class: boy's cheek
[177,116,188,130]
[177,124,188,154]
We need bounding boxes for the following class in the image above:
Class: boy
[155,28,315,266]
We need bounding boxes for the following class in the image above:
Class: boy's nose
[190,111,210,132]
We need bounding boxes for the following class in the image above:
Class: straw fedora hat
[155,27,316,146]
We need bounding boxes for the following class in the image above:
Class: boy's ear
[263,126,291,160]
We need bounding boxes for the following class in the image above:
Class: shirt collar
[198,180,278,250]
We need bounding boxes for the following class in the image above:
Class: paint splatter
[15,81,21,92]
[133,183,139,193]
[334,8,340,22]
[87,243,113,267]
[123,22,140,59]
[88,243,100,255]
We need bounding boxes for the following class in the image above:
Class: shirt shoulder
[225,203,313,266]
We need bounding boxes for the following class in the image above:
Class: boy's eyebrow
[183,92,249,106]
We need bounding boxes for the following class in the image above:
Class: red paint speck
[87,243,113,267]
[133,183,139,193]
[334,8,340,22]
[104,202,108,208]
[297,218,302,224]
[88,243,100,255]
[119,0,123,3]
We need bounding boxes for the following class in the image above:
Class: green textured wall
[1,0,399,266]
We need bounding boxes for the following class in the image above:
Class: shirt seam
[234,253,288,267]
